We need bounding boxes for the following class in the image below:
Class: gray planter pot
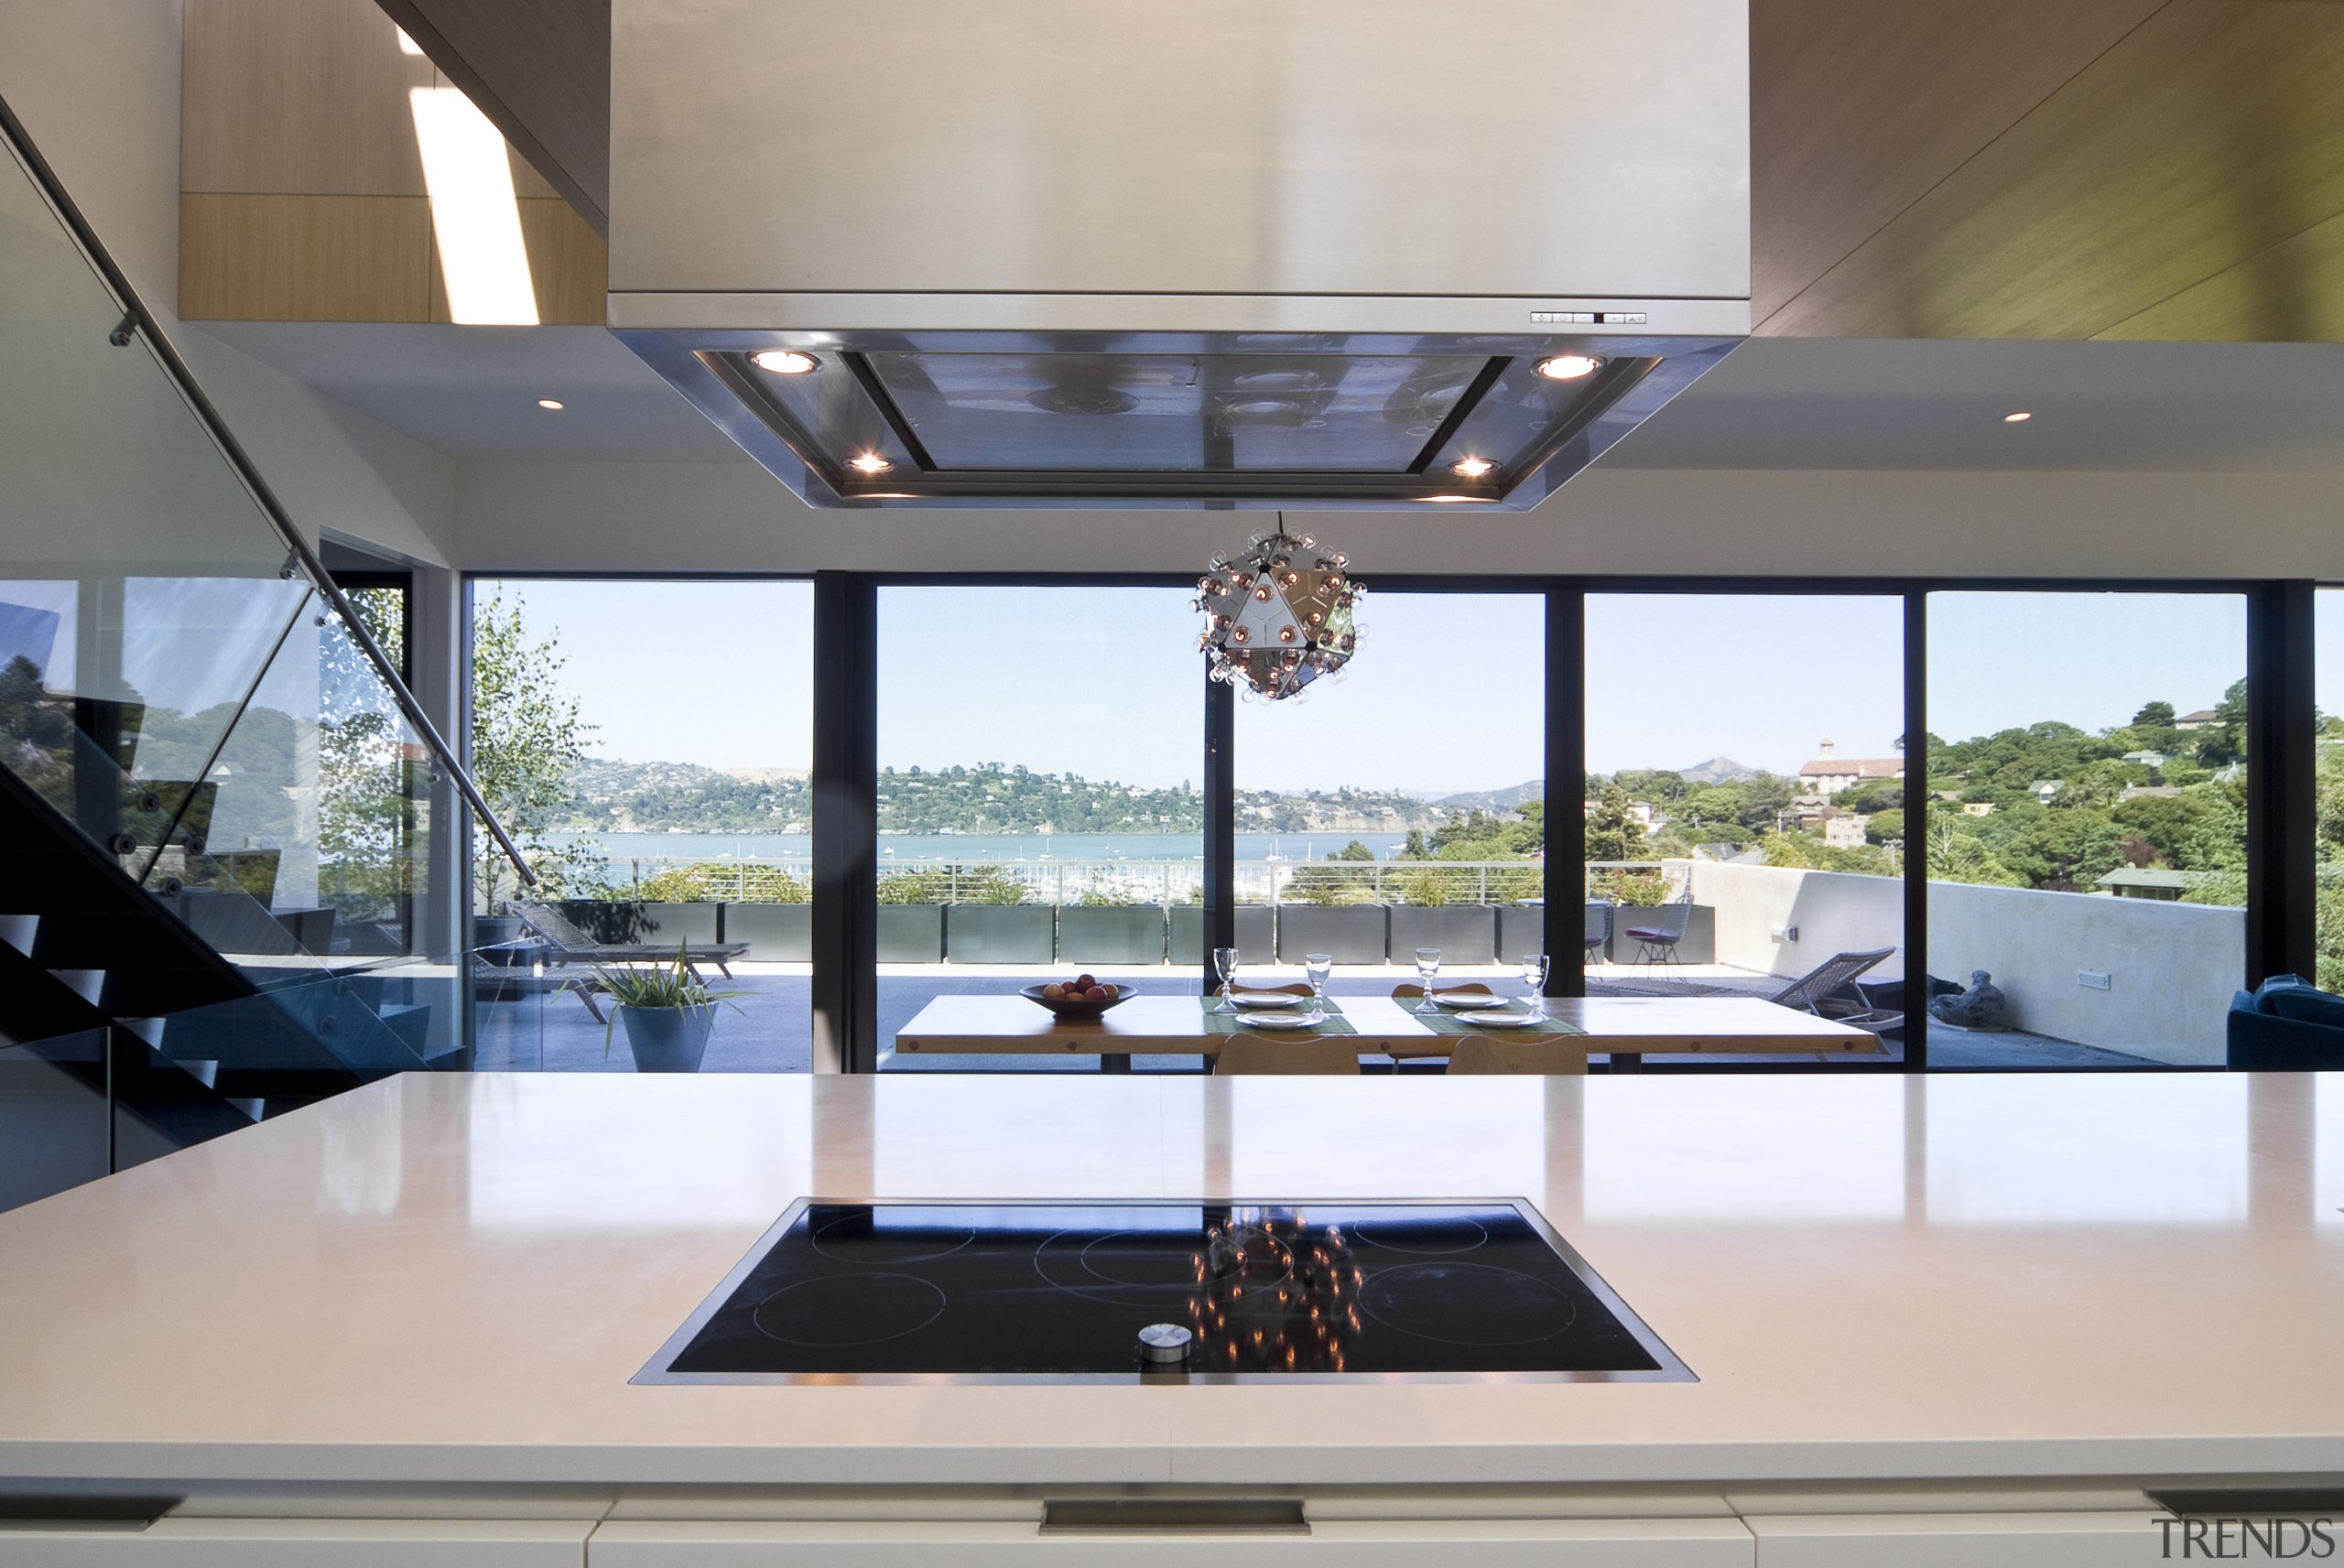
[877,904,945,963]
[618,1004,713,1072]
[1275,904,1387,964]
[945,904,1056,963]
[721,903,811,961]
[1058,904,1168,964]
[1498,904,1546,964]
[1386,905,1499,965]
[1607,904,1717,965]
[472,914,523,948]
[1169,905,1275,967]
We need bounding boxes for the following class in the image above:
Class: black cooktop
[637,1200,1691,1383]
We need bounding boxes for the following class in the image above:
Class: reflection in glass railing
[0,1029,108,1214]
[1927,1075,2248,1227]
[1582,1077,1904,1224]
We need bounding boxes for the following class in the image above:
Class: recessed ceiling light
[1534,354,1603,382]
[752,350,819,375]
[2003,410,2033,423]
[848,453,895,474]
[537,398,564,410]
[1450,457,1495,479]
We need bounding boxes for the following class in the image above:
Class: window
[1926,591,2247,1067]
[1586,592,1905,1064]
[1232,590,1546,1029]
[466,579,813,1072]
[874,585,1204,1070]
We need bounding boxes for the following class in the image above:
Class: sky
[479,580,2266,791]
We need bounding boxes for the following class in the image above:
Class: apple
[1096,983,1119,1000]
[1073,973,1097,989]
[1085,986,1109,1002]
[1043,983,1066,1001]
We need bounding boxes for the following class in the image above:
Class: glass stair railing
[0,90,535,1206]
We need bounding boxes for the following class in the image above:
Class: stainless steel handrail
[0,90,535,886]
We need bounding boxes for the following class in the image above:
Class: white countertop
[3,1070,2341,1488]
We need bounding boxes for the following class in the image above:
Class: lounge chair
[513,900,750,1022]
[1767,946,1899,1030]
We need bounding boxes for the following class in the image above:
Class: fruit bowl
[1020,975,1134,1019]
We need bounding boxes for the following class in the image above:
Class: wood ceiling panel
[374,0,609,235]
[183,0,432,196]
[1762,0,2344,340]
[2095,208,2344,340]
[180,192,433,320]
[1750,0,2164,324]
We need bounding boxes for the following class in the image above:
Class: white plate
[1239,1011,1325,1030]
[1455,1010,1538,1027]
[1229,991,1307,1010]
[1429,991,1501,1011]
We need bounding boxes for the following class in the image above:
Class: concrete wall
[1684,860,1904,981]
[1684,859,2243,1065]
[1926,881,2242,1067]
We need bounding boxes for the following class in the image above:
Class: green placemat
[1200,997,1359,1036]
[1405,1000,1586,1038]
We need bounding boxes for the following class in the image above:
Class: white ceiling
[197,323,2344,475]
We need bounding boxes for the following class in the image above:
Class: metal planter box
[1499,904,1546,963]
[945,904,1056,964]
[1170,905,1275,967]
[638,902,723,945]
[1275,904,1387,964]
[877,904,944,964]
[1058,905,1167,964]
[551,900,721,946]
[721,903,811,962]
[1386,905,1499,966]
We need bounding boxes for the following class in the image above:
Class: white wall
[1686,860,1904,981]
[450,460,2344,579]
[1927,881,2243,1067]
[0,0,458,569]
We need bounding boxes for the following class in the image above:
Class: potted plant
[596,944,743,1073]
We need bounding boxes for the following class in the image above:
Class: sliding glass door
[874,585,1204,1070]
[1926,590,2248,1067]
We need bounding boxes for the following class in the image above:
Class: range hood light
[2003,410,2033,423]
[1421,494,1497,503]
[1534,354,1604,382]
[1450,457,1495,478]
[752,350,819,375]
[847,453,895,474]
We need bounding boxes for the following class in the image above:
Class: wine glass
[1211,946,1240,1011]
[1304,953,1333,1022]
[1520,952,1551,1021]
[1414,947,1442,1014]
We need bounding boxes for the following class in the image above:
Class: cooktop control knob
[1137,1324,1193,1365]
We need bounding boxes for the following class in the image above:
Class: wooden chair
[1217,981,1313,1000]
[1212,1034,1362,1075]
[1444,1036,1590,1076]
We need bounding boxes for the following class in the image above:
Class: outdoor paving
[470,958,2156,1073]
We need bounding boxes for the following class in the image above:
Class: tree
[2132,700,2176,728]
[1584,784,1644,863]
[470,590,597,908]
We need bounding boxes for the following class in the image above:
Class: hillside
[549,758,1537,837]
[1677,756,1762,785]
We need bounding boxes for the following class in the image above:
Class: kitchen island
[1,1070,2340,1564]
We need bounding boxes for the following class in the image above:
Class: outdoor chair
[1444,1037,1590,1076]
[1765,946,1900,1038]
[1211,1035,1361,1075]
[1583,899,1614,965]
[1622,892,1694,965]
[513,900,751,1022]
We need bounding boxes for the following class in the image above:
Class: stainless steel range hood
[610,0,1749,510]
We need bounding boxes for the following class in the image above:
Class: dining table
[891,992,1883,1072]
